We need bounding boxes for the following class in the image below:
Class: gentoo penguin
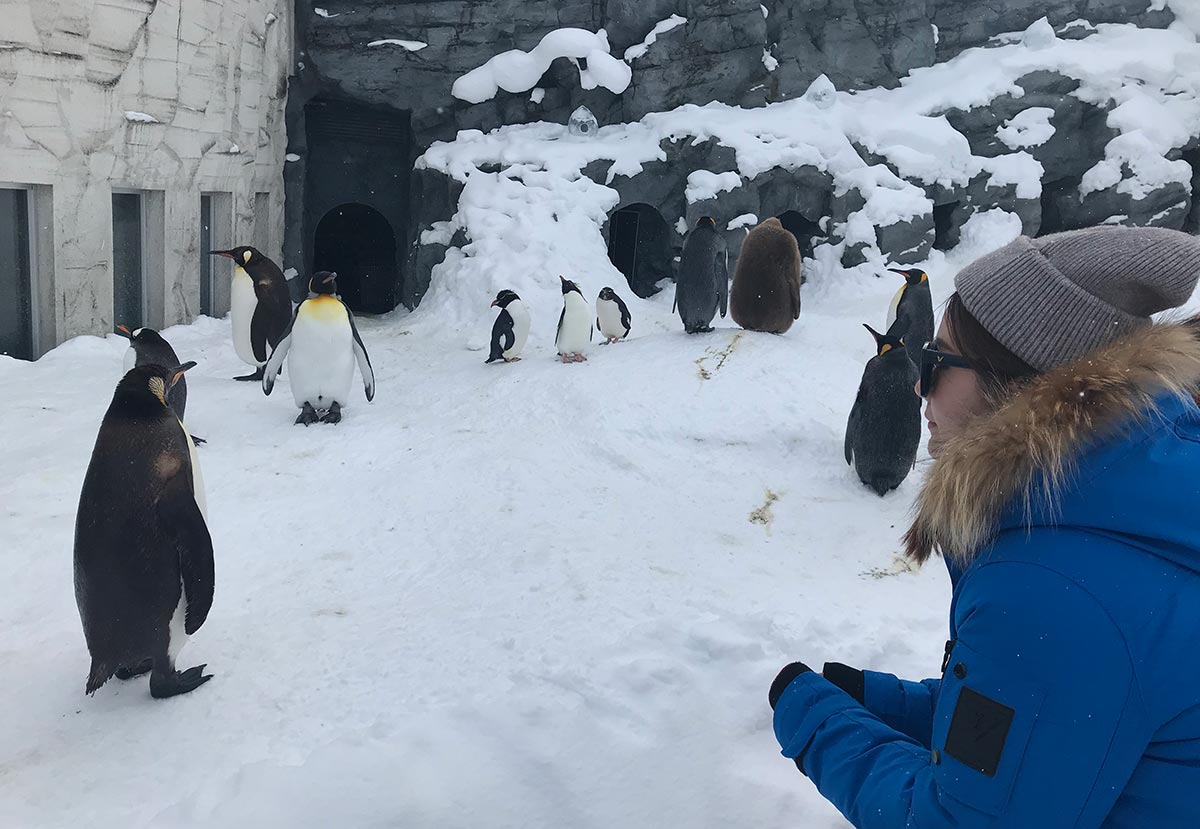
[208,246,291,381]
[262,271,375,425]
[730,218,801,334]
[74,362,214,698]
[885,267,934,366]
[675,217,728,334]
[596,287,632,343]
[844,323,921,496]
[486,290,530,364]
[555,275,592,363]
[115,325,205,445]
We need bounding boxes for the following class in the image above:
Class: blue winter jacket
[773,345,1200,826]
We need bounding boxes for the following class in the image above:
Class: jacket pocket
[930,639,1047,816]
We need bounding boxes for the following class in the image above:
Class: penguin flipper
[159,474,214,636]
[262,307,298,395]
[555,307,565,349]
[344,303,375,401]
[845,393,863,466]
[718,251,729,317]
[617,295,632,336]
[250,305,273,363]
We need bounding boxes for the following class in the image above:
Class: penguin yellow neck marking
[303,294,347,321]
[148,377,168,406]
[879,344,893,355]
[918,272,927,283]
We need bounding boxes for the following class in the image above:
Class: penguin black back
[75,363,214,697]
[844,323,922,496]
[887,268,934,366]
[117,325,186,421]
[676,217,728,334]
[209,246,293,362]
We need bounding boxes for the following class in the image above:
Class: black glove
[769,661,812,710]
[822,662,865,704]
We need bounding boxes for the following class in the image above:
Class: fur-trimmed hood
[905,318,1200,565]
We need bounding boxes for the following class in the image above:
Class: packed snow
[0,200,1045,828]
[452,29,632,104]
[686,170,743,203]
[124,111,159,123]
[728,213,759,230]
[313,7,338,18]
[623,15,687,62]
[762,49,779,72]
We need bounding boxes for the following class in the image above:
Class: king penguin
[596,287,632,343]
[675,217,728,334]
[116,325,204,444]
[486,290,530,364]
[844,323,922,496]
[885,267,933,366]
[74,362,214,698]
[209,246,292,381]
[263,271,375,425]
[555,276,592,363]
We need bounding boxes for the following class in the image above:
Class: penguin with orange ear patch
[885,267,933,366]
[263,271,375,425]
[844,323,921,496]
[74,362,215,698]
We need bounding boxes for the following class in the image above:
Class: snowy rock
[623,15,687,62]
[368,39,428,51]
[124,111,160,123]
[727,214,758,230]
[1021,17,1057,50]
[762,50,778,72]
[996,108,1056,149]
[285,153,301,162]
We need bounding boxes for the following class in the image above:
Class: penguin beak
[209,250,235,260]
[323,275,335,284]
[886,268,907,277]
[490,299,499,308]
[115,325,132,338]
[168,361,197,388]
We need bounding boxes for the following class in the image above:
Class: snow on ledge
[368,39,428,51]
[453,28,631,104]
[997,107,1056,149]
[686,171,742,203]
[727,214,758,230]
[624,15,687,62]
[314,8,339,18]
[124,111,159,123]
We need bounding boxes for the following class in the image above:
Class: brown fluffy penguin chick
[730,217,802,334]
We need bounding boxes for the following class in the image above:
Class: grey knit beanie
[954,226,1200,371]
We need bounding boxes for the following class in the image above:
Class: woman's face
[920,319,989,458]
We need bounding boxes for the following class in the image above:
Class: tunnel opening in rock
[606,204,672,298]
[1184,149,1200,234]
[302,98,411,312]
[1038,176,1084,236]
[776,211,824,259]
[313,203,398,314]
[933,202,959,251]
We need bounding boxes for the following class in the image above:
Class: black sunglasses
[919,342,973,398]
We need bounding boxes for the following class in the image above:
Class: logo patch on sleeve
[944,686,1015,777]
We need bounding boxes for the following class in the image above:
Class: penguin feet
[149,664,212,699]
[504,356,522,363]
[296,403,321,426]
[115,658,153,680]
[233,367,265,382]
[321,403,342,424]
[191,435,207,447]
[560,353,588,363]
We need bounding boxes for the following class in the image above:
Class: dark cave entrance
[606,203,673,298]
[776,210,824,259]
[313,203,399,314]
[933,202,959,251]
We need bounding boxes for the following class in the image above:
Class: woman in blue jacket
[770,225,1200,827]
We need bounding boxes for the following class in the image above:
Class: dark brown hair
[943,293,1039,393]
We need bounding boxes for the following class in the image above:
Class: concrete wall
[0,0,292,356]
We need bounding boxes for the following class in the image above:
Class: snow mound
[453,29,632,104]
[727,214,758,230]
[997,107,1056,148]
[686,171,742,203]
[624,15,687,62]
[124,111,159,123]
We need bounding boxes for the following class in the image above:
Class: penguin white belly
[231,268,261,367]
[122,346,135,374]
[557,295,592,354]
[288,301,354,409]
[597,299,627,339]
[886,285,905,330]
[170,417,205,663]
[506,301,530,359]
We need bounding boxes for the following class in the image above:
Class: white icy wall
[0,0,292,351]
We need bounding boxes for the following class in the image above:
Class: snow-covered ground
[0,229,1036,827]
